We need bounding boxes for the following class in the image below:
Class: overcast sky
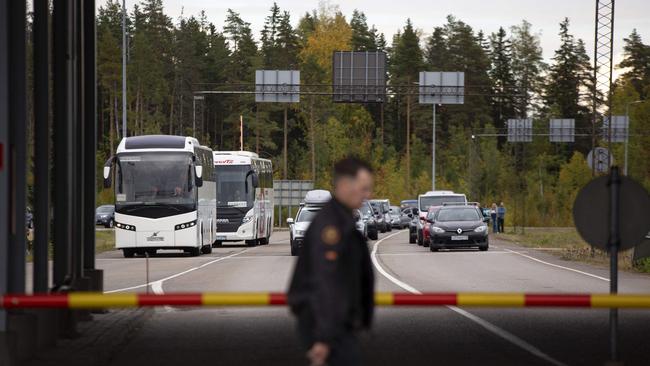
[106,0,650,71]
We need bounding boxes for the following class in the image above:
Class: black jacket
[288,198,375,344]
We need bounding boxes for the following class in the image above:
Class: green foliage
[87,3,650,227]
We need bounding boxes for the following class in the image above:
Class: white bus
[213,151,273,247]
[103,135,217,258]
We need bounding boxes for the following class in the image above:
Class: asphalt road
[93,230,650,366]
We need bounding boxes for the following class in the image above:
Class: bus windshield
[419,195,465,211]
[216,165,254,209]
[115,152,196,216]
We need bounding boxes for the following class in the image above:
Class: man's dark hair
[333,156,373,183]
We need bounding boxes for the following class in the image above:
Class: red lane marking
[393,293,458,306]
[138,294,203,306]
[2,294,69,308]
[525,294,591,307]
[269,293,287,305]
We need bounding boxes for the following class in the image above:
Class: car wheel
[479,245,489,251]
[369,230,378,240]
[188,246,201,256]
[107,219,114,229]
[429,245,439,252]
[290,243,298,256]
[122,249,135,258]
[417,231,423,246]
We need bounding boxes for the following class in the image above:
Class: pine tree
[489,27,516,128]
[350,10,375,51]
[261,3,281,68]
[510,20,545,117]
[618,29,650,98]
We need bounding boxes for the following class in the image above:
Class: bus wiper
[123,203,184,213]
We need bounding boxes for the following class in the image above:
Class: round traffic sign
[573,174,650,250]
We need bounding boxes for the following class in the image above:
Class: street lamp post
[624,100,642,175]
[122,0,127,138]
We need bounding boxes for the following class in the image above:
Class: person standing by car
[497,202,506,233]
[490,203,498,233]
[288,157,375,366]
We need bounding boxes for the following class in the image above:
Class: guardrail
[3,292,650,309]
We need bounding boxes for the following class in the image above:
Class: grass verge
[498,227,650,274]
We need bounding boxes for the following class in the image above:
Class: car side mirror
[483,217,490,223]
[194,165,203,187]
[286,218,294,225]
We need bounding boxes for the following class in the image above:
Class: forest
[40,0,650,226]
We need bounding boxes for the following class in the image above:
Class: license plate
[216,235,226,240]
[451,235,468,241]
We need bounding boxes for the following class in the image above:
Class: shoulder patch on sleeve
[321,225,341,245]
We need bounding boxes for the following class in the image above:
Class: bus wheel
[201,245,212,254]
[122,249,135,258]
[245,240,257,247]
[259,237,269,245]
[212,241,223,248]
[188,247,201,256]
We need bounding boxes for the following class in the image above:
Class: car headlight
[242,215,253,224]
[474,225,488,233]
[115,222,136,231]
[431,226,445,234]
[294,230,305,237]
[175,220,197,230]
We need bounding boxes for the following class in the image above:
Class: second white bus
[213,151,273,246]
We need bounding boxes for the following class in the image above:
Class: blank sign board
[255,70,300,103]
[332,51,386,103]
[549,119,575,142]
[507,119,533,142]
[601,115,628,143]
[419,72,465,105]
[273,180,314,206]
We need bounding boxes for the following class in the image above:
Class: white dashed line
[371,231,567,366]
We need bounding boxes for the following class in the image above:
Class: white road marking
[502,248,609,282]
[104,249,252,293]
[371,230,568,366]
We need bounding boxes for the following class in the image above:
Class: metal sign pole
[608,166,621,364]
[432,103,436,191]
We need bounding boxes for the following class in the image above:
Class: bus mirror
[103,156,114,188]
[194,165,203,188]
[251,173,259,188]
[103,167,112,188]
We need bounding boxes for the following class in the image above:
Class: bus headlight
[242,215,253,224]
[175,220,197,231]
[115,222,136,231]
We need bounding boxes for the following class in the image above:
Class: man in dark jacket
[288,157,375,366]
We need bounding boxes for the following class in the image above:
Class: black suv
[427,205,489,252]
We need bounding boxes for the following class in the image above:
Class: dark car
[400,199,418,210]
[95,205,115,228]
[427,205,489,252]
[369,200,389,233]
[360,201,378,240]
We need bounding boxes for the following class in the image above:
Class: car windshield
[419,195,465,211]
[360,204,373,217]
[96,206,113,213]
[436,208,480,222]
[390,206,400,214]
[296,209,319,222]
[216,165,254,208]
